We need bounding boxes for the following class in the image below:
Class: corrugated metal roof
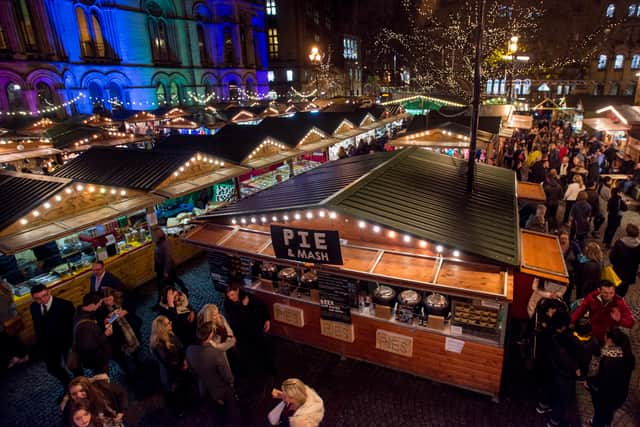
[330,149,519,265]
[52,147,192,190]
[200,151,397,217]
[0,172,71,232]
[201,148,519,265]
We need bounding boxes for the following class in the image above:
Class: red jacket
[571,290,635,341]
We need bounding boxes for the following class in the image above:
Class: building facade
[0,0,268,116]
[264,0,362,98]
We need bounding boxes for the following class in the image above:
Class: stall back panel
[373,253,438,283]
[256,290,504,397]
[437,261,504,296]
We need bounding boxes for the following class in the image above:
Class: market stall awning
[391,122,494,148]
[520,230,568,283]
[0,147,61,164]
[160,117,199,129]
[152,164,249,199]
[505,114,533,130]
[517,182,546,203]
[243,148,301,170]
[52,147,194,191]
[200,148,519,265]
[296,136,342,153]
[583,117,630,132]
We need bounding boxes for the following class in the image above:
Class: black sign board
[318,272,352,324]
[270,225,343,265]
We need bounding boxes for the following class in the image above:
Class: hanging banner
[270,225,343,265]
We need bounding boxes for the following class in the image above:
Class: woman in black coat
[574,241,603,299]
[603,188,627,248]
[588,328,635,427]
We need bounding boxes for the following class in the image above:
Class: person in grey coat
[186,321,240,427]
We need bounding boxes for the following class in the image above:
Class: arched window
[224,27,234,65]
[91,14,105,57]
[597,54,607,70]
[632,54,640,69]
[169,81,179,105]
[88,82,105,112]
[514,79,521,95]
[492,79,500,95]
[6,83,26,111]
[629,4,637,16]
[485,79,492,94]
[157,20,169,60]
[614,54,624,70]
[16,0,37,51]
[36,82,55,111]
[245,79,254,95]
[197,25,210,65]
[606,4,615,18]
[610,82,619,96]
[522,79,531,95]
[106,82,123,111]
[0,23,7,50]
[228,80,240,100]
[156,83,167,105]
[76,8,91,44]
[146,2,174,63]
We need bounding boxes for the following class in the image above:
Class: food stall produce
[0,147,248,343]
[184,148,566,400]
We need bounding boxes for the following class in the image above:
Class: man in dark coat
[609,224,640,297]
[90,261,123,294]
[186,321,239,427]
[29,284,76,390]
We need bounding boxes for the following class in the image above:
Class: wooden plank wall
[256,291,504,398]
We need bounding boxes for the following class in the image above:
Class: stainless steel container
[373,285,396,306]
[424,292,450,317]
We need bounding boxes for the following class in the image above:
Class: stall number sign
[270,225,343,265]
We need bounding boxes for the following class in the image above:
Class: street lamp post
[502,36,529,104]
[309,46,322,95]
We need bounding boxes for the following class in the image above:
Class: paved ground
[1,211,639,427]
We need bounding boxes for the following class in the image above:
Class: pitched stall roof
[202,148,519,265]
[52,147,193,191]
[0,172,71,232]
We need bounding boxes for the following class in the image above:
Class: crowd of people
[17,226,325,427]
[503,118,639,427]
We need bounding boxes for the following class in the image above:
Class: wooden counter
[252,286,504,400]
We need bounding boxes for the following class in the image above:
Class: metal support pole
[467,0,485,193]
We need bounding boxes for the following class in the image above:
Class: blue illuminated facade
[0,0,269,115]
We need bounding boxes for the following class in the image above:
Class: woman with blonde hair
[150,315,189,416]
[269,378,324,427]
[197,304,236,351]
[575,241,603,300]
[563,174,585,224]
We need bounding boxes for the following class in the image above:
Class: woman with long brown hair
[61,376,127,427]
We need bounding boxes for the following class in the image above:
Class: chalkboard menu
[318,272,352,324]
[208,251,231,292]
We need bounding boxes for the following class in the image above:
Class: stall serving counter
[182,148,558,400]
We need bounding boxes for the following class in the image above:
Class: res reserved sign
[270,225,343,265]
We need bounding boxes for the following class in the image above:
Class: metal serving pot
[424,292,450,316]
[260,263,279,281]
[373,285,396,306]
[397,289,422,307]
[300,271,318,289]
[278,267,298,285]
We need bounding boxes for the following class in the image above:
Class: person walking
[186,321,239,427]
[609,223,640,297]
[603,188,627,248]
[150,315,190,417]
[587,328,635,427]
[593,177,611,237]
[563,175,585,225]
[29,284,76,392]
[543,170,563,232]
[569,191,592,244]
[152,227,189,299]
[574,241,602,300]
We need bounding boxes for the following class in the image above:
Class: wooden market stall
[181,148,564,400]
[516,181,546,205]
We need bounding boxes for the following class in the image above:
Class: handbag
[601,265,622,287]
[267,401,286,426]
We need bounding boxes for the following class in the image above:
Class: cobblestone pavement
[1,243,639,426]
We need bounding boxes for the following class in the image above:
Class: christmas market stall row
[0,147,248,342]
[184,148,568,400]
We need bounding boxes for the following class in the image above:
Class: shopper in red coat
[571,281,635,342]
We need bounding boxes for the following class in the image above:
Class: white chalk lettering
[314,233,327,250]
[298,231,310,248]
[283,229,295,246]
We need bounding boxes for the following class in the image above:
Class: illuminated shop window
[267,28,279,60]
[486,80,492,94]
[606,4,615,18]
[286,69,293,82]
[614,54,624,70]
[268,71,275,82]
[597,54,607,70]
[632,54,640,69]
[266,0,277,16]
[629,4,637,16]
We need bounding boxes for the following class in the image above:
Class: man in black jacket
[73,293,112,374]
[187,321,239,427]
[29,284,76,390]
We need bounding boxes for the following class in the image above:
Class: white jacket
[289,386,325,427]
[563,183,584,201]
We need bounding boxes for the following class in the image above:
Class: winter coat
[569,332,600,380]
[289,386,325,427]
[571,290,635,342]
[588,346,635,410]
[609,237,640,284]
[543,179,563,206]
[570,200,591,235]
